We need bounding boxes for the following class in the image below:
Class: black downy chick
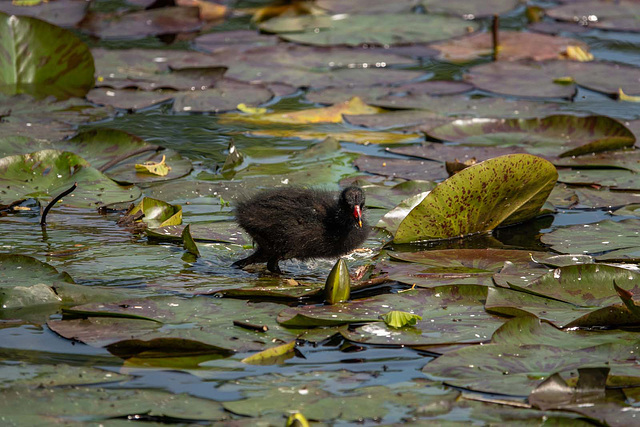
[233,186,369,273]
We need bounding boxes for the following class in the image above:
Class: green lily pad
[106,148,193,184]
[558,168,640,190]
[317,0,520,18]
[427,115,635,158]
[0,386,226,424]
[541,219,640,261]
[394,154,557,243]
[422,315,640,395]
[86,87,175,111]
[0,12,94,99]
[48,296,298,355]
[126,197,182,229]
[0,150,141,208]
[486,285,640,328]
[0,363,128,389]
[259,14,479,47]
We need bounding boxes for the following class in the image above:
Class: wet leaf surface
[0,150,141,208]
[259,14,479,46]
[0,12,94,99]
[394,154,557,242]
[0,0,89,27]
[427,115,635,158]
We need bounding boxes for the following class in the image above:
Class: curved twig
[40,182,78,226]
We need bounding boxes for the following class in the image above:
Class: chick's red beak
[353,205,363,228]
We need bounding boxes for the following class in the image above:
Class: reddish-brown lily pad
[426,115,635,158]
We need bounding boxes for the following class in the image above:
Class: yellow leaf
[553,76,575,85]
[237,103,267,115]
[564,45,593,62]
[222,97,384,125]
[380,310,422,328]
[251,0,322,23]
[11,0,45,6]
[175,0,227,20]
[135,155,171,176]
[619,88,640,103]
[248,129,422,144]
[241,340,296,364]
[286,412,310,427]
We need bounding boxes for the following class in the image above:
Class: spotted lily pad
[393,154,557,243]
[0,12,94,99]
[0,150,141,208]
[426,115,635,158]
[259,14,479,46]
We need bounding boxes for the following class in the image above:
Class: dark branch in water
[233,320,268,332]
[492,14,499,61]
[40,182,78,226]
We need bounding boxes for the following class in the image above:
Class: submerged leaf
[182,224,200,257]
[241,340,296,365]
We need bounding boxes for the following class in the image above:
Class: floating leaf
[222,96,383,124]
[325,258,351,304]
[380,311,422,328]
[182,224,200,257]
[426,115,635,158]
[0,150,140,208]
[125,197,182,229]
[135,155,171,176]
[0,12,94,99]
[241,340,296,365]
[286,412,310,427]
[394,154,557,243]
[259,13,479,46]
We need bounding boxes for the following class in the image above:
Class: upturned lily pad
[79,6,202,39]
[0,150,141,208]
[393,154,557,243]
[0,12,94,99]
[126,197,182,229]
[541,219,640,261]
[259,14,479,46]
[426,115,635,158]
[48,296,298,355]
[422,315,640,395]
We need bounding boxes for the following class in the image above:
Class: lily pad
[79,6,202,39]
[0,386,226,424]
[172,80,273,113]
[317,0,520,18]
[431,30,589,62]
[0,363,128,389]
[0,150,141,208]
[393,154,557,243]
[422,315,640,395]
[86,87,175,111]
[259,14,479,46]
[0,12,94,99]
[558,168,640,190]
[354,155,448,181]
[48,296,298,355]
[541,219,640,261]
[0,94,114,142]
[426,115,635,158]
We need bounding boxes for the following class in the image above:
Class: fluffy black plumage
[233,186,369,273]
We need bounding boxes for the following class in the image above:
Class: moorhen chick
[233,186,369,273]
